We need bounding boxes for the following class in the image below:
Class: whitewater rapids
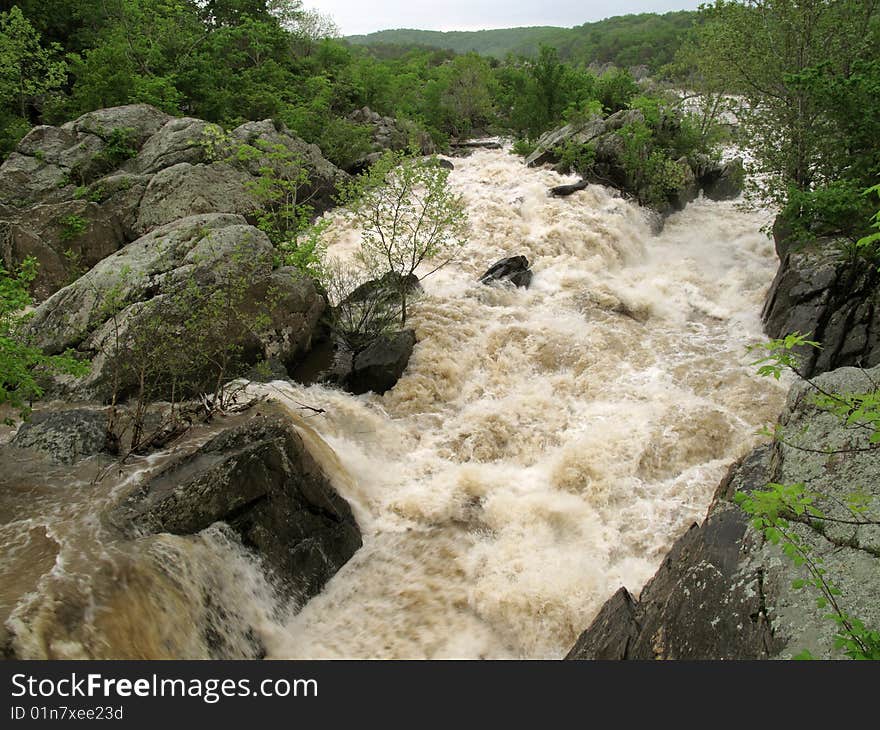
[0,147,787,659]
[251,147,787,658]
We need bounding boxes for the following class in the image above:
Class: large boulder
[345,107,435,172]
[567,364,880,660]
[114,415,362,600]
[0,199,127,299]
[345,329,417,395]
[230,119,347,216]
[11,408,112,464]
[133,163,258,233]
[0,105,345,299]
[25,213,325,401]
[762,237,880,378]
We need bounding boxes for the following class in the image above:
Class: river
[1,146,787,659]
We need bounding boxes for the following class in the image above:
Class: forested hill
[346,11,699,69]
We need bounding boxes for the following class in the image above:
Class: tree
[338,152,468,325]
[687,0,880,208]
[0,5,66,118]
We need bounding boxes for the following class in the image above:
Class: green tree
[688,0,880,208]
[338,151,468,325]
[0,258,87,422]
[0,4,66,150]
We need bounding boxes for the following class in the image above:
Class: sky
[311,1,706,36]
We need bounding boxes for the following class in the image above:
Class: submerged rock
[567,364,880,660]
[479,256,534,288]
[550,180,589,197]
[115,415,362,601]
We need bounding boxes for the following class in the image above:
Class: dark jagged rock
[568,365,880,660]
[692,155,744,201]
[479,256,534,289]
[345,329,417,395]
[436,159,455,170]
[115,415,362,601]
[762,237,880,378]
[550,180,589,197]
[12,408,112,464]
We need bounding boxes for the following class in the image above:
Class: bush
[0,258,87,422]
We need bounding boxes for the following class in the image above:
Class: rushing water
[1,147,787,659]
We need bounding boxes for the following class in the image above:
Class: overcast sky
[311,1,705,36]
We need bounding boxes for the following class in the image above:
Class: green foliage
[347,11,700,72]
[595,68,639,114]
[780,181,878,254]
[557,139,596,176]
[0,258,88,422]
[686,0,880,212]
[618,119,688,209]
[748,331,822,379]
[736,483,880,660]
[0,5,67,119]
[58,214,88,242]
[337,150,468,324]
[745,329,880,658]
[854,184,880,261]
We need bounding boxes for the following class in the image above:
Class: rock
[345,107,435,172]
[436,159,455,170]
[697,156,744,201]
[549,180,589,197]
[114,415,362,600]
[230,120,347,216]
[0,106,346,299]
[62,104,171,147]
[133,117,211,174]
[479,256,534,288]
[525,110,641,168]
[568,364,880,660]
[669,156,699,212]
[11,408,112,464]
[345,329,417,395]
[134,163,258,233]
[25,213,324,401]
[762,238,880,377]
[1,199,127,299]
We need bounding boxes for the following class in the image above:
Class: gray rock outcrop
[0,105,345,298]
[762,237,880,378]
[25,213,324,401]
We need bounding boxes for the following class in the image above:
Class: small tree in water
[338,151,468,325]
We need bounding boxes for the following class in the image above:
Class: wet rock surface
[11,408,112,464]
[479,256,533,288]
[344,329,417,395]
[115,415,362,602]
